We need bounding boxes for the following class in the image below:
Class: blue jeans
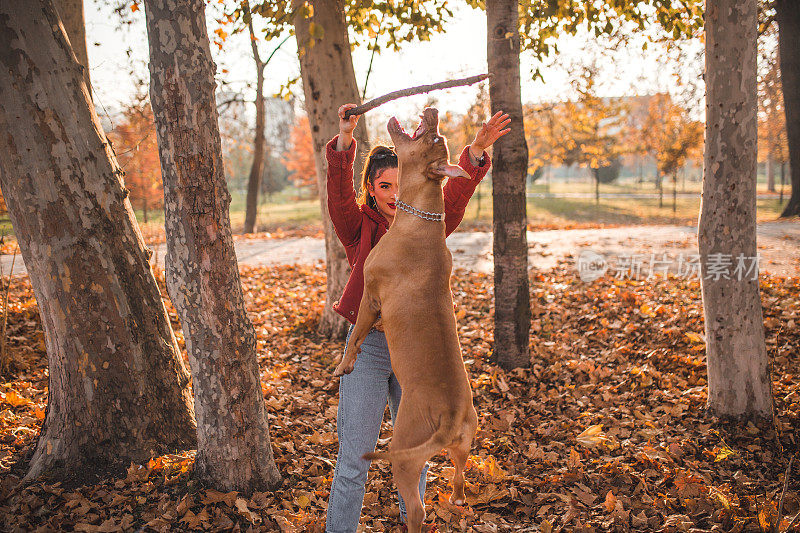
[325,324,429,533]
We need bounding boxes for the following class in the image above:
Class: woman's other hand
[469,110,511,161]
[339,103,360,134]
[336,104,360,151]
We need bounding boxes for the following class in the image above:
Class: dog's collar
[395,199,444,222]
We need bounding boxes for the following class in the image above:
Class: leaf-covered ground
[0,263,799,532]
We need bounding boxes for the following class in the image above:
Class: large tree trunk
[699,0,772,418]
[53,0,90,95]
[780,161,786,203]
[143,0,281,493]
[243,9,265,234]
[486,0,531,370]
[0,0,196,481]
[777,0,800,217]
[292,0,370,340]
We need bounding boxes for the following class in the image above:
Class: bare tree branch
[344,73,491,118]
[217,95,247,113]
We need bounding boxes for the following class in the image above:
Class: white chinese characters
[576,250,760,282]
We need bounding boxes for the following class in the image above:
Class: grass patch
[0,181,791,247]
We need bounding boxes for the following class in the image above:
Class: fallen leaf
[604,490,617,513]
[3,390,29,407]
[235,497,260,524]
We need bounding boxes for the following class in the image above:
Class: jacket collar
[361,203,390,230]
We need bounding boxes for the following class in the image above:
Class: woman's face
[369,167,398,223]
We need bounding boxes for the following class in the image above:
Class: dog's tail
[362,421,456,463]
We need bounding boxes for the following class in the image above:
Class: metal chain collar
[395,198,445,222]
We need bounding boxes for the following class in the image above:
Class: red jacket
[326,135,491,324]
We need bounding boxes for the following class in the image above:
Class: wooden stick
[786,509,800,531]
[777,454,795,533]
[344,73,491,118]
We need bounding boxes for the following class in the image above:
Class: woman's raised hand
[338,104,360,135]
[471,110,511,155]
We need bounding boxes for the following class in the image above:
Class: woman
[325,103,510,532]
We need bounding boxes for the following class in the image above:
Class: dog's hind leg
[333,288,380,376]
[386,402,434,532]
[447,442,469,506]
[449,411,477,506]
[393,457,427,533]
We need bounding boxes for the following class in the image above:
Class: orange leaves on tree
[282,115,318,195]
[639,93,703,177]
[107,96,163,223]
[524,65,627,179]
[758,41,788,169]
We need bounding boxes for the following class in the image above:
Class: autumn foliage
[283,115,317,195]
[522,66,630,187]
[108,96,163,222]
[638,93,703,179]
[758,43,789,170]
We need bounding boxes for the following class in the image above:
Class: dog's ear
[387,117,411,147]
[430,162,470,179]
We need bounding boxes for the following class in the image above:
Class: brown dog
[333,108,479,533]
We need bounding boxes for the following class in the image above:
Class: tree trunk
[53,0,90,96]
[673,174,678,213]
[0,0,196,481]
[780,161,786,203]
[699,0,772,419]
[638,156,643,186]
[486,0,531,370]
[243,11,265,234]
[292,0,370,340]
[593,168,600,205]
[261,147,274,201]
[777,0,800,217]
[143,0,281,493]
[545,165,551,193]
[766,153,776,192]
[143,195,149,224]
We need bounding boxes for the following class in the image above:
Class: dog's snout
[423,107,439,129]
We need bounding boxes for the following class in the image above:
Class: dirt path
[3,221,798,278]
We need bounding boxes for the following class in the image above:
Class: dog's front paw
[333,361,355,376]
[333,361,355,378]
[333,355,356,377]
